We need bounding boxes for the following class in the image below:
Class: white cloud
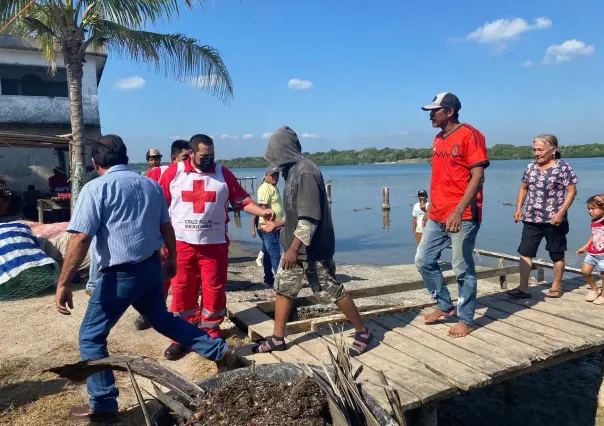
[521,60,535,68]
[543,39,595,64]
[287,78,313,90]
[301,133,321,139]
[388,130,411,136]
[189,74,220,89]
[242,134,253,140]
[262,132,273,139]
[465,17,551,47]
[115,76,145,90]
[219,134,238,140]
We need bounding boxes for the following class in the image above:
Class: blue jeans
[79,253,229,413]
[415,220,480,326]
[85,252,101,292]
[258,229,281,285]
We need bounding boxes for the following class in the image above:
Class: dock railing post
[498,258,507,290]
[537,267,545,284]
[326,182,332,203]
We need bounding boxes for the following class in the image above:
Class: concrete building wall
[0,48,101,126]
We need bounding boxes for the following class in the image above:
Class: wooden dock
[229,273,604,425]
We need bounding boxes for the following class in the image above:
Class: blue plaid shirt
[68,165,169,268]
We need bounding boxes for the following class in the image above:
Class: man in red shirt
[416,92,489,338]
[159,134,274,360]
[144,148,166,178]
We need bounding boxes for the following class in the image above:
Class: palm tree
[0,0,233,208]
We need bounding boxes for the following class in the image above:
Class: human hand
[252,229,256,238]
[550,212,564,226]
[55,285,73,315]
[163,258,177,280]
[445,211,462,233]
[577,246,587,256]
[514,210,522,223]
[281,248,298,270]
[262,221,277,233]
[422,216,429,228]
[262,209,275,222]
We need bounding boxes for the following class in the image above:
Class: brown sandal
[545,289,564,298]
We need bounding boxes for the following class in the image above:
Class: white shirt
[412,201,429,233]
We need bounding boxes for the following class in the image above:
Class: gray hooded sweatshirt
[264,126,335,261]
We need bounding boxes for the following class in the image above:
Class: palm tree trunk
[64,52,86,212]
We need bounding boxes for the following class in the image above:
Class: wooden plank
[254,265,520,312]
[472,249,583,275]
[394,310,530,371]
[475,300,591,352]
[416,308,545,362]
[316,326,457,403]
[479,295,604,345]
[236,344,280,365]
[491,289,604,331]
[471,306,567,358]
[285,303,437,334]
[368,316,497,387]
[227,301,275,340]
[288,331,419,411]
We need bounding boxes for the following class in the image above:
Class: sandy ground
[2,239,604,426]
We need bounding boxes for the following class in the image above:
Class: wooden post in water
[382,209,390,232]
[234,210,241,228]
[326,182,332,203]
[382,187,390,210]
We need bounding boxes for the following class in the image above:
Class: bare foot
[424,308,455,325]
[448,322,473,338]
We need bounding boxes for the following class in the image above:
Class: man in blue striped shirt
[55,135,242,422]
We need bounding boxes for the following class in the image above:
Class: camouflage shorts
[274,258,346,305]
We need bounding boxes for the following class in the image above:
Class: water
[228,158,603,268]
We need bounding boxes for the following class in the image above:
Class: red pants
[170,241,228,339]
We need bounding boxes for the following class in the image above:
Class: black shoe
[216,347,246,374]
[164,343,190,361]
[134,315,151,331]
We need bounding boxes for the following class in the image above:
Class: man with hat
[252,165,285,287]
[412,189,429,245]
[145,148,167,178]
[415,92,489,338]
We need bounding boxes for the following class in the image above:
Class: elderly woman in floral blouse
[507,134,578,299]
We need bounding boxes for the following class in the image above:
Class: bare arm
[454,167,485,215]
[242,199,272,219]
[160,222,177,260]
[558,184,577,216]
[57,233,92,288]
[412,216,417,233]
[516,182,529,212]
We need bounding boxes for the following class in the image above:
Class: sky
[96,0,604,161]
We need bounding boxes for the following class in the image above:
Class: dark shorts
[518,221,569,262]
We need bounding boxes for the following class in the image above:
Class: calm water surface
[227,158,602,268]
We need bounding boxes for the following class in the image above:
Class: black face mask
[199,156,215,172]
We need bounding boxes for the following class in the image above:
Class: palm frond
[89,20,233,102]
[38,34,58,74]
[0,0,33,23]
[76,0,183,28]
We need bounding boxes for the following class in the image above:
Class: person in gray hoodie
[258,126,372,356]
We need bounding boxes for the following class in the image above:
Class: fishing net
[0,262,59,301]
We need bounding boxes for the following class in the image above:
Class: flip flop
[506,288,532,299]
[545,289,564,298]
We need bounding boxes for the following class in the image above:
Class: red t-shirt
[146,165,168,183]
[429,124,490,224]
[158,161,252,226]
[588,218,604,255]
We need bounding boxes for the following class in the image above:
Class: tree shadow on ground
[229,256,257,264]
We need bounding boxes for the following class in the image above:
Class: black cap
[417,189,428,197]
[421,92,461,112]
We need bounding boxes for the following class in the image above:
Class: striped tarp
[0,222,56,286]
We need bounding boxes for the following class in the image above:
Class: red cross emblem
[181,180,217,213]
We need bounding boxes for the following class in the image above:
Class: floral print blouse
[521,160,579,223]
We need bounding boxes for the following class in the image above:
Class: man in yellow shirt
[253,165,285,286]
